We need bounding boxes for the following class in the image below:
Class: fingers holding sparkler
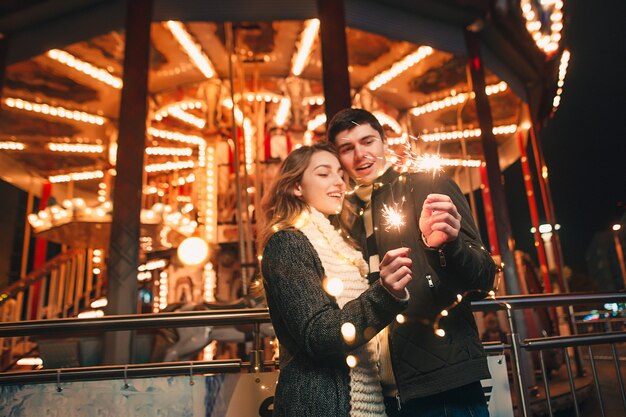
[419,193,462,248]
[379,247,413,299]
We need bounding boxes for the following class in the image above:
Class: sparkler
[381,202,405,232]
[386,135,446,178]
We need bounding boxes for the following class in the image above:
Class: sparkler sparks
[381,203,405,232]
[386,135,446,178]
[414,154,445,177]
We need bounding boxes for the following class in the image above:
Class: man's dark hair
[327,108,385,144]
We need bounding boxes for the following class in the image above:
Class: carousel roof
[0,0,567,201]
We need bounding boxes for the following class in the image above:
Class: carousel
[0,1,574,410]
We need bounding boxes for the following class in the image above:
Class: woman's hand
[379,247,413,299]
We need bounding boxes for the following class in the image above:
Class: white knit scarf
[297,207,387,417]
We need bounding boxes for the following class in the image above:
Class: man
[327,108,496,416]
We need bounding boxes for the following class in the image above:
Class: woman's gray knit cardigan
[261,229,407,417]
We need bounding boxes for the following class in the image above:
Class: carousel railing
[0,248,101,368]
[0,308,274,385]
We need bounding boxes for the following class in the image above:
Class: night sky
[504,0,626,277]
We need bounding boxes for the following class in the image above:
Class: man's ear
[294,182,303,197]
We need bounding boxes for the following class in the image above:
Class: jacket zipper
[438,248,446,267]
[425,274,434,288]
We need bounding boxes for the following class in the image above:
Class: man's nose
[354,144,366,160]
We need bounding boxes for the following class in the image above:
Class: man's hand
[379,247,412,299]
[419,193,462,248]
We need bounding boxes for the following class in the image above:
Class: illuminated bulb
[341,322,356,343]
[396,314,405,324]
[177,236,209,266]
[324,277,344,297]
[17,357,43,366]
[78,310,104,318]
[346,355,357,368]
[90,298,108,308]
[435,329,446,337]
[166,21,215,78]
[456,294,463,302]
[291,19,320,76]
[440,310,449,317]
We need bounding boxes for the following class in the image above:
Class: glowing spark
[415,154,445,177]
[381,203,405,232]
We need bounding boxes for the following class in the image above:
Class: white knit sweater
[298,208,387,417]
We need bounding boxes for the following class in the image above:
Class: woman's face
[294,150,345,216]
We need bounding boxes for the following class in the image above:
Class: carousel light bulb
[435,329,446,337]
[396,314,406,324]
[177,236,210,266]
[90,297,108,308]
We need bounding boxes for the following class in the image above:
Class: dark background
[502,0,626,287]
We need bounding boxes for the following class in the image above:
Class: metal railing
[0,308,274,385]
[0,292,625,416]
[473,292,626,417]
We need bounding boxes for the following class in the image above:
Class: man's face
[333,123,387,186]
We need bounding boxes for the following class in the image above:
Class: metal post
[464,29,522,297]
[105,0,153,365]
[249,322,264,373]
[317,0,351,122]
[506,307,532,417]
[225,22,249,296]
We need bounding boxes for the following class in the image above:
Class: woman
[259,142,413,417]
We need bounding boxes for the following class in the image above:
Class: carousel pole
[317,0,351,121]
[479,163,499,256]
[517,130,552,293]
[104,0,153,365]
[525,101,583,375]
[464,30,523,297]
[457,103,479,226]
[525,102,568,292]
[27,181,52,321]
[225,22,250,295]
[465,28,535,415]
[517,129,559,334]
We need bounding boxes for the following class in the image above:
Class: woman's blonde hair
[258,142,339,250]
